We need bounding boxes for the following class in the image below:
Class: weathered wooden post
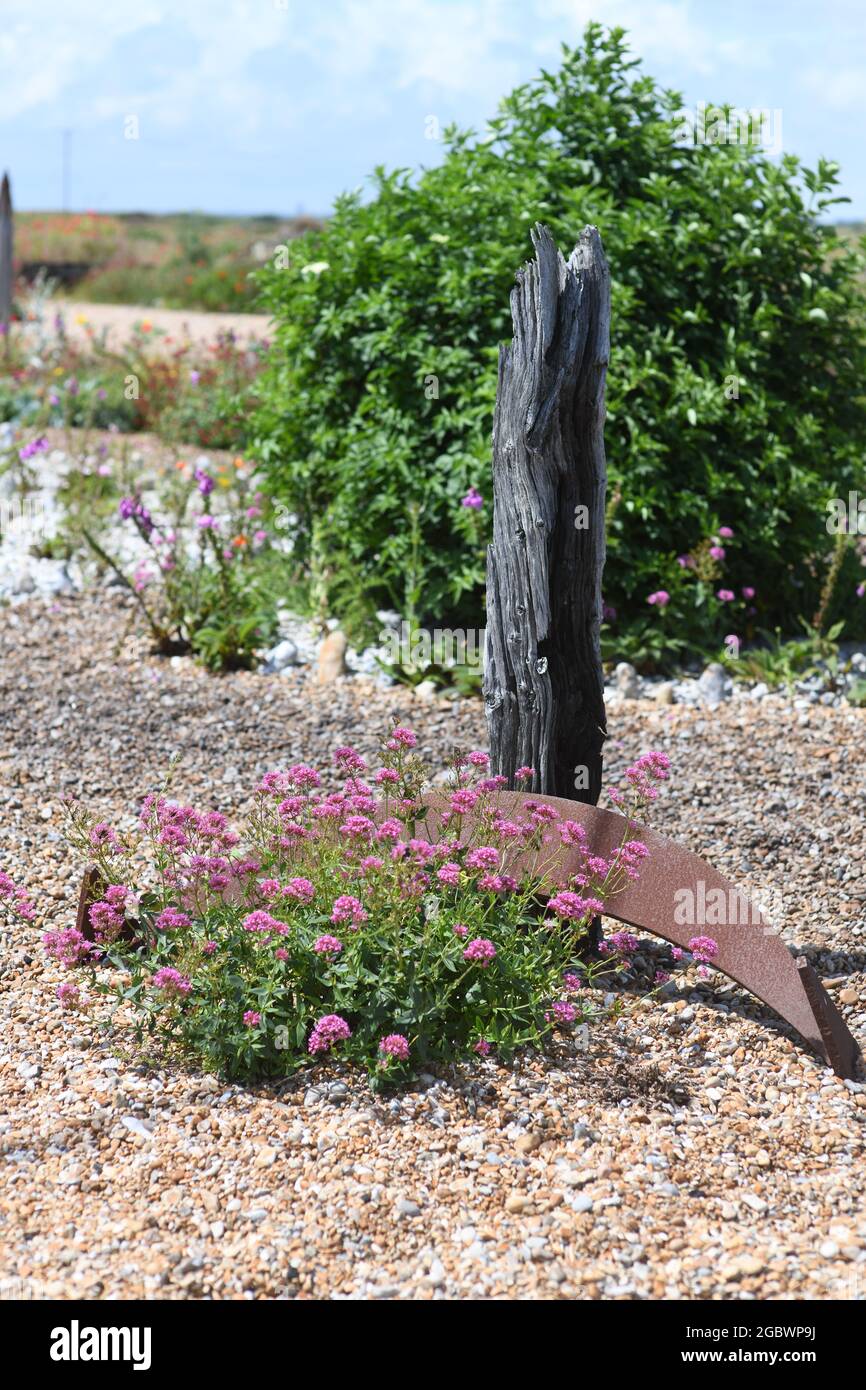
[484,223,610,803]
[0,173,12,353]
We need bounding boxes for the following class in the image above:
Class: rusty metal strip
[414,792,862,1080]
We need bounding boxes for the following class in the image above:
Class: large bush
[252,23,866,661]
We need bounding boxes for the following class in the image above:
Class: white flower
[300,261,330,276]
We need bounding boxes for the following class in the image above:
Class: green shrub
[252,22,866,661]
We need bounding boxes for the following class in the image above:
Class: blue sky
[1,0,865,218]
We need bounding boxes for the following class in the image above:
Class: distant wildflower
[18,435,49,462]
[43,927,93,968]
[243,1010,262,1027]
[461,487,483,509]
[647,590,670,607]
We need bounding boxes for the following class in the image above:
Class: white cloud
[0,0,741,134]
[802,64,866,112]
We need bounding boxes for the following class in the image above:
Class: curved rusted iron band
[415,792,861,1079]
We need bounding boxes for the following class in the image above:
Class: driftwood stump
[484,223,610,803]
[0,174,12,347]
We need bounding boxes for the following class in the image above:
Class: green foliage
[252,23,866,660]
[722,620,844,689]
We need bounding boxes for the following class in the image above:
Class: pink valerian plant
[547,891,605,923]
[284,877,315,903]
[54,723,673,1080]
[243,1010,262,1027]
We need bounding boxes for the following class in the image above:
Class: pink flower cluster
[243,909,287,936]
[331,895,368,929]
[463,937,497,966]
[0,870,35,921]
[155,907,191,932]
[308,1013,352,1055]
[151,967,191,996]
[600,930,640,956]
[379,1033,410,1061]
[43,926,94,968]
[313,934,343,955]
[57,981,87,1010]
[547,890,605,922]
[688,935,719,964]
[623,750,671,802]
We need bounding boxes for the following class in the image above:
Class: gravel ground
[1,589,865,1301]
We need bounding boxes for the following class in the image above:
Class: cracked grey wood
[484,223,610,803]
[0,174,12,336]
